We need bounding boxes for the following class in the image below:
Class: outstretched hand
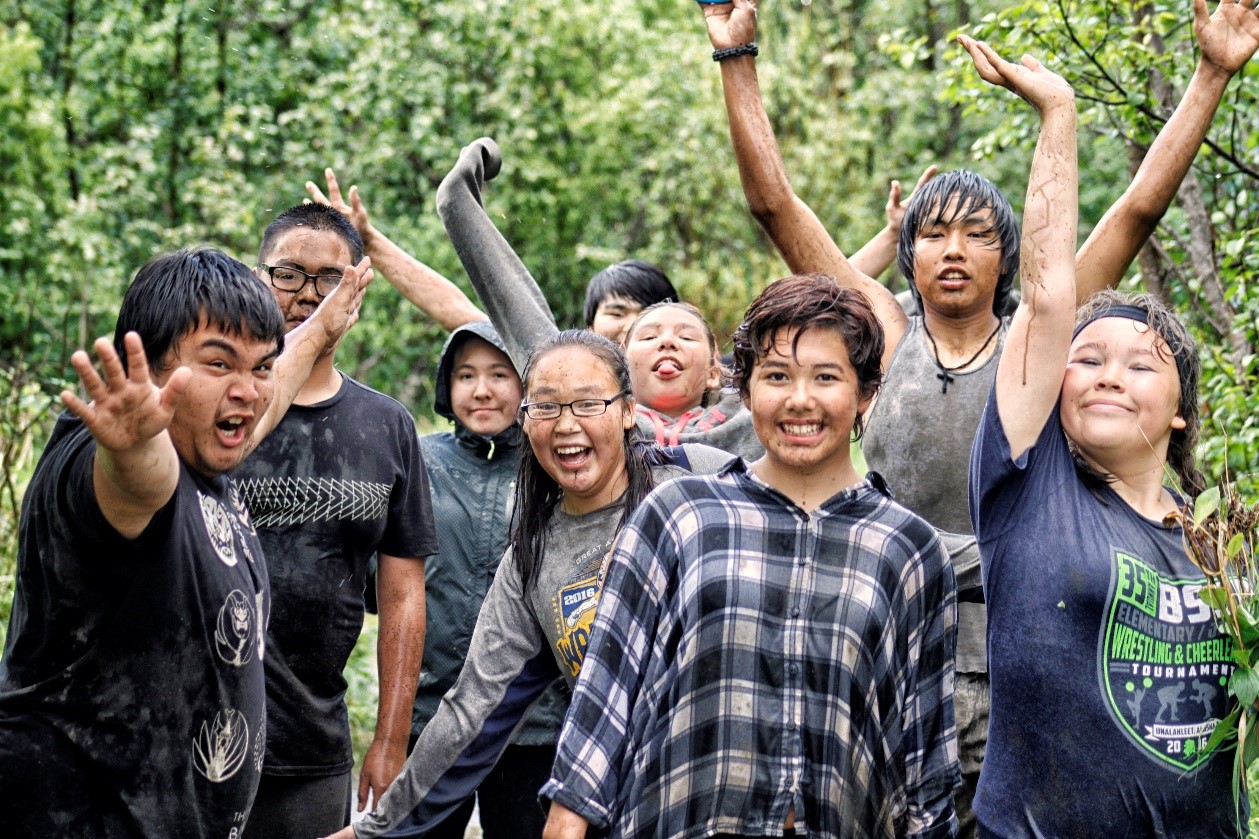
[61,332,190,454]
[1195,0,1259,76]
[703,0,758,51]
[958,34,1074,115]
[885,164,938,234]
[305,168,373,240]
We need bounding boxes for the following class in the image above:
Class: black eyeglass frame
[258,263,344,298]
[519,390,630,420]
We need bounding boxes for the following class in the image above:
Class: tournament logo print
[192,708,250,783]
[1101,549,1234,771]
[554,574,601,678]
[214,590,257,667]
[198,491,238,567]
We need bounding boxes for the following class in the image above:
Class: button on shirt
[542,461,960,839]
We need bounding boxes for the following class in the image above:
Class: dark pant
[408,742,556,839]
[244,771,352,838]
[955,671,991,839]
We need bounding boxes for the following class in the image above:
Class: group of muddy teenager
[3,1,1257,837]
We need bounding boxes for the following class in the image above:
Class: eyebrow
[197,338,280,364]
[1073,342,1155,357]
[528,384,605,398]
[275,258,343,275]
[759,358,845,371]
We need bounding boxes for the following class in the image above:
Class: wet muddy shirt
[0,416,269,838]
[235,375,437,776]
[970,398,1238,838]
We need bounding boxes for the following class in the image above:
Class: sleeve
[539,492,678,828]
[897,525,961,839]
[435,137,559,374]
[377,405,439,559]
[967,389,1068,551]
[52,419,176,558]
[353,549,561,838]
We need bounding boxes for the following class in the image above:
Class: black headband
[1072,304,1192,387]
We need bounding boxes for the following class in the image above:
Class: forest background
[1,0,1256,816]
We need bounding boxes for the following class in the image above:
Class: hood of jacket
[434,320,522,459]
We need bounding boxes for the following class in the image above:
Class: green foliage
[1,0,1258,817]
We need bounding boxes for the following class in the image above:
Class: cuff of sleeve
[539,779,612,830]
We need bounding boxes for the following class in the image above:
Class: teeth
[556,446,586,455]
[783,423,822,435]
[225,418,244,426]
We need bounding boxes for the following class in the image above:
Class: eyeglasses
[258,264,343,298]
[520,391,629,420]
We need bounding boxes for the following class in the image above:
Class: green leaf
[1203,706,1240,755]
[1199,586,1231,610]
[1196,486,1222,523]
[1231,666,1259,707]
[1227,532,1246,561]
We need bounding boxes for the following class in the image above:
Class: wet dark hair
[732,274,884,440]
[258,203,364,266]
[623,300,726,407]
[583,260,678,327]
[113,248,285,374]
[510,330,656,589]
[1071,290,1204,496]
[897,169,1019,317]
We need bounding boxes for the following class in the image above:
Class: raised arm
[61,332,189,539]
[1075,0,1259,299]
[849,165,939,279]
[703,0,908,364]
[306,169,487,330]
[435,138,559,374]
[251,257,372,445]
[957,36,1079,459]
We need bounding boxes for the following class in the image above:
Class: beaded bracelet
[712,43,759,62]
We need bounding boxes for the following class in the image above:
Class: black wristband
[712,42,758,62]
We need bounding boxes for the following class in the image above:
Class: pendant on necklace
[937,370,954,394]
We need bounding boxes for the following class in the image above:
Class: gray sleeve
[435,137,559,374]
[678,443,738,476]
[354,549,555,837]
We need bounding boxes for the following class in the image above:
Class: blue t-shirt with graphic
[970,395,1238,838]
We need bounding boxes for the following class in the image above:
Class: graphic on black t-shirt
[1102,549,1235,771]
[200,491,240,567]
[193,708,250,783]
[228,484,258,537]
[215,590,261,667]
[236,476,391,527]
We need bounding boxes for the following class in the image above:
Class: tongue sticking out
[655,360,681,378]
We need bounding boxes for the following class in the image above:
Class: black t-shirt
[235,375,437,775]
[971,399,1237,837]
[0,415,269,838]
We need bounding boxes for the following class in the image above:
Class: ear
[621,397,637,431]
[857,390,875,418]
[1170,413,1187,431]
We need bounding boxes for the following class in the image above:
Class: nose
[657,328,680,349]
[1095,359,1126,391]
[785,378,814,409]
[943,228,966,259]
[228,372,260,403]
[471,374,492,399]
[553,406,582,433]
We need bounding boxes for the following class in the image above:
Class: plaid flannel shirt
[542,462,959,839]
